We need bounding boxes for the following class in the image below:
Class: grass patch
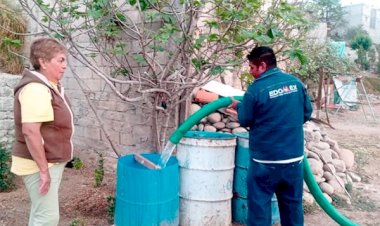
[351,191,377,212]
[353,148,371,183]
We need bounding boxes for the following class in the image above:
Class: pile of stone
[189,103,247,134]
[190,102,360,206]
[303,121,360,205]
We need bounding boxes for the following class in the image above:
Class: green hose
[303,156,358,226]
[168,96,358,226]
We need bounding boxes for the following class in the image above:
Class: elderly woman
[11,38,74,226]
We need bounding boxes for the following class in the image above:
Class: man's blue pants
[247,160,304,226]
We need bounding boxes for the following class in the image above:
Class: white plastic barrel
[177,131,236,226]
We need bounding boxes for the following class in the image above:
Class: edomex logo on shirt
[269,85,298,99]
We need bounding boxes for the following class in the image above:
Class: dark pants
[247,160,304,226]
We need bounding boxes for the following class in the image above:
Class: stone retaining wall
[0,73,20,150]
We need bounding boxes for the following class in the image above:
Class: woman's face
[39,52,67,83]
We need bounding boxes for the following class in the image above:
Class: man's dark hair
[247,46,277,69]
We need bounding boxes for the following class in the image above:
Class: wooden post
[316,67,325,119]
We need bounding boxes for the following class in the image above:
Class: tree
[307,0,345,38]
[350,33,373,70]
[288,42,352,83]
[17,0,312,154]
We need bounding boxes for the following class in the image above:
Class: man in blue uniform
[230,46,313,226]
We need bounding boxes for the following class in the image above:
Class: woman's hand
[39,170,51,195]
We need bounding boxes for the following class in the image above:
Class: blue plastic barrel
[232,132,280,225]
[115,153,179,226]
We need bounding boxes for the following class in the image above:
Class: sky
[340,0,380,8]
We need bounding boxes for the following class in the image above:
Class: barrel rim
[118,153,177,171]
[235,132,249,139]
[184,131,236,140]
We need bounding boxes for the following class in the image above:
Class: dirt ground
[1,87,380,226]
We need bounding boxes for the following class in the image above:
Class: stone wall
[0,73,20,150]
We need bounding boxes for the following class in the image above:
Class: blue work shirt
[237,67,313,161]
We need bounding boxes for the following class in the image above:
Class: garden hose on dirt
[168,96,358,226]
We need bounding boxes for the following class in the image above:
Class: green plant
[94,153,104,187]
[69,218,85,226]
[350,33,373,70]
[107,195,115,224]
[0,144,15,192]
[351,193,377,212]
[0,0,26,74]
[345,181,353,193]
[72,156,84,170]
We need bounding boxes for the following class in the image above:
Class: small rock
[226,122,240,129]
[303,192,315,205]
[319,182,334,195]
[213,122,226,130]
[207,112,222,123]
[220,128,232,133]
[314,142,330,150]
[307,151,320,161]
[198,124,204,131]
[338,148,355,170]
[319,149,333,163]
[323,163,336,174]
[304,128,314,142]
[333,193,351,205]
[331,150,340,159]
[204,125,217,132]
[222,118,229,123]
[348,172,361,182]
[312,131,322,142]
[232,127,248,134]
[328,177,346,194]
[323,171,334,181]
[332,159,346,173]
[308,158,324,176]
[190,104,201,115]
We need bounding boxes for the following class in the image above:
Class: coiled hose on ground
[168,96,357,226]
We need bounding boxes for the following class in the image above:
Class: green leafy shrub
[72,156,84,170]
[107,195,115,224]
[94,153,104,187]
[0,144,15,192]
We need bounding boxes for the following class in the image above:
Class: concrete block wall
[62,64,158,159]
